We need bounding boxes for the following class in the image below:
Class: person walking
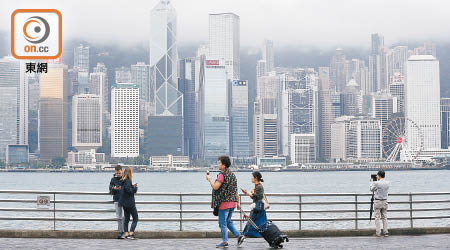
[206,155,244,248]
[238,171,268,245]
[370,170,390,237]
[109,165,124,239]
[119,167,139,240]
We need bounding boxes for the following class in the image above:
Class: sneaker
[119,234,126,239]
[216,242,229,248]
[117,233,125,239]
[375,233,382,237]
[127,234,137,240]
[237,235,245,246]
[383,232,389,237]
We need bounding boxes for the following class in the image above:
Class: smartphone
[371,174,377,181]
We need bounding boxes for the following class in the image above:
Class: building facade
[405,55,441,153]
[0,57,28,159]
[72,94,102,150]
[111,84,139,158]
[203,58,229,162]
[230,80,250,158]
[209,13,240,80]
[39,63,69,161]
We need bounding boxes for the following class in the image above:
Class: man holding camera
[370,170,389,237]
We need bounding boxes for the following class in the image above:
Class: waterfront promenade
[1,234,450,250]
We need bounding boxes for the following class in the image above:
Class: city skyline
[1,0,450,49]
[0,0,449,168]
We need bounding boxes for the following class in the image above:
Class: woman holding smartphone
[238,171,268,246]
[119,167,138,239]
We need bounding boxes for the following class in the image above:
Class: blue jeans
[123,206,138,233]
[218,208,240,242]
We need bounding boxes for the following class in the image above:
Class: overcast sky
[1,0,449,49]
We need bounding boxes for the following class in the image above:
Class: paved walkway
[1,234,450,250]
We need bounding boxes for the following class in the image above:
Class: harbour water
[0,170,449,231]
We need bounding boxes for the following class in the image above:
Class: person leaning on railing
[109,165,124,239]
[370,170,390,237]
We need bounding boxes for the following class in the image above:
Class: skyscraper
[73,44,90,72]
[318,67,333,161]
[330,48,347,92]
[39,63,69,161]
[0,57,28,159]
[262,40,274,73]
[279,69,318,158]
[230,80,250,158]
[209,13,240,80]
[254,74,279,157]
[72,94,102,150]
[405,55,441,153]
[73,44,90,94]
[372,93,394,130]
[179,56,205,160]
[203,58,229,162]
[150,0,182,116]
[91,63,110,141]
[369,33,386,92]
[111,84,139,158]
[148,0,184,157]
[256,60,266,78]
[131,62,151,102]
[91,63,108,111]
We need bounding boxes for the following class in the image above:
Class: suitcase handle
[239,208,262,232]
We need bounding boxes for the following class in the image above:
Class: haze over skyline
[1,0,449,49]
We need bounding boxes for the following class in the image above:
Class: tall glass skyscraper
[131,62,151,102]
[0,57,27,159]
[74,44,90,94]
[203,58,229,162]
[150,0,182,116]
[39,63,69,161]
[179,56,205,160]
[209,13,240,80]
[279,69,318,158]
[230,80,250,158]
[147,0,184,157]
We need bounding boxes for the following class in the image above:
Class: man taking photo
[370,170,389,237]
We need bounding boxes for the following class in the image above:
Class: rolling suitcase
[241,208,289,248]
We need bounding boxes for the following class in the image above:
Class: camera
[371,174,377,181]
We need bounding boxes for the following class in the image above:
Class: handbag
[262,194,270,210]
[250,195,270,211]
[213,206,219,216]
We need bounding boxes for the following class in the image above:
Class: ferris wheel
[382,117,424,162]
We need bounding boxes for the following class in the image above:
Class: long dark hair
[252,171,264,182]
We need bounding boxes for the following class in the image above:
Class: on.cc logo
[23,16,50,44]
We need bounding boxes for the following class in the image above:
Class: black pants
[123,206,138,233]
